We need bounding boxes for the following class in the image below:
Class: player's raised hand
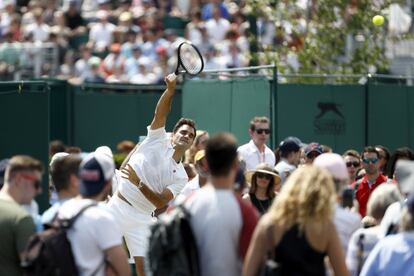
[165,73,177,92]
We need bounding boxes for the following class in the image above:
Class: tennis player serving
[107,72,197,276]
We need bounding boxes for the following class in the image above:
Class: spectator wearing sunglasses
[243,163,281,215]
[343,149,362,183]
[354,147,388,217]
[238,116,275,171]
[0,155,43,276]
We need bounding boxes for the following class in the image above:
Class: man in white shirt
[185,133,259,276]
[205,6,230,44]
[238,116,275,171]
[89,10,115,51]
[24,8,50,42]
[108,73,196,275]
[58,152,130,276]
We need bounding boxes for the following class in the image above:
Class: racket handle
[174,70,185,76]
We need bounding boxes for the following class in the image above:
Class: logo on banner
[314,102,346,135]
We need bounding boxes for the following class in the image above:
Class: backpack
[21,203,96,276]
[147,205,200,276]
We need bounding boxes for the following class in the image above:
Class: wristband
[137,181,144,189]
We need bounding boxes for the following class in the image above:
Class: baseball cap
[79,152,115,197]
[395,160,414,195]
[95,146,113,159]
[314,153,349,181]
[279,137,301,153]
[194,150,206,162]
[88,56,101,67]
[304,142,323,157]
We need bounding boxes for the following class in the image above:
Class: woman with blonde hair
[243,166,348,276]
[243,163,281,215]
[184,130,209,164]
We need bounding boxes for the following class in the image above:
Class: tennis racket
[174,42,204,76]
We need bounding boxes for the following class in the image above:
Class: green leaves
[246,0,401,83]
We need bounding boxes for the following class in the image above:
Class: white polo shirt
[237,140,275,171]
[118,126,188,215]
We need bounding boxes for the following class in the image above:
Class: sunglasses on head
[255,129,271,135]
[346,161,360,168]
[19,173,41,190]
[256,172,272,180]
[363,158,378,164]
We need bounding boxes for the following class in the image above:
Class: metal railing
[0,42,59,81]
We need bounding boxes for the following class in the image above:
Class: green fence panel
[230,77,271,145]
[182,80,232,133]
[276,84,366,154]
[72,90,181,152]
[47,79,71,144]
[0,82,49,212]
[182,77,271,145]
[367,84,414,151]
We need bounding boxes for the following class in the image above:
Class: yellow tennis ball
[372,15,384,26]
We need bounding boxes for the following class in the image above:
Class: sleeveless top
[249,193,272,215]
[274,224,326,276]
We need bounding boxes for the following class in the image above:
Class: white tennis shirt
[237,140,275,171]
[118,126,188,215]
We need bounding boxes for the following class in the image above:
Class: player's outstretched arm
[150,73,177,130]
[121,165,173,209]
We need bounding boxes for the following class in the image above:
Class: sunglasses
[256,172,272,180]
[363,158,378,164]
[255,129,271,135]
[346,161,360,168]
[19,173,41,189]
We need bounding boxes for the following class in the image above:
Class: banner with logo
[276,84,366,153]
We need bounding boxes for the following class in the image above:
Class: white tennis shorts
[107,195,154,257]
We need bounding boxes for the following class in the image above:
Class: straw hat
[245,163,281,186]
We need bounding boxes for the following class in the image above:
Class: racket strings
[179,44,203,74]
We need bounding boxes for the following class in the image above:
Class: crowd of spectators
[0,0,254,83]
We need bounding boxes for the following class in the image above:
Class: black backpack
[21,203,96,276]
[147,205,200,276]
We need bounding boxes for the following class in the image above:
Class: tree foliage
[246,0,407,83]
